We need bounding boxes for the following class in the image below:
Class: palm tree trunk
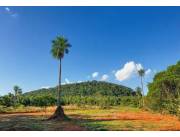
[48,58,66,120]
[57,58,61,107]
[141,76,144,107]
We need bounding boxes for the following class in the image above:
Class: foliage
[13,85,22,104]
[24,81,135,97]
[147,61,180,114]
[51,36,71,60]
[0,81,139,108]
[0,93,14,107]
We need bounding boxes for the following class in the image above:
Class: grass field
[0,105,180,131]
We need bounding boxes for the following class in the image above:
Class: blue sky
[0,6,180,95]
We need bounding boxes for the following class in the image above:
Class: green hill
[24,80,135,97]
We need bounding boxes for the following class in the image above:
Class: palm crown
[51,36,71,59]
[13,85,22,96]
[138,69,145,77]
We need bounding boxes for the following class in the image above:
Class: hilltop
[24,80,135,97]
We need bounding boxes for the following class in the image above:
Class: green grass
[0,105,44,113]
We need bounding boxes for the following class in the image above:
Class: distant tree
[137,69,145,107]
[13,85,22,104]
[50,35,71,120]
[0,93,14,107]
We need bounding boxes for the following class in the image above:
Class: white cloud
[65,78,70,84]
[5,7,10,12]
[92,72,99,78]
[77,80,82,83]
[101,74,109,81]
[115,61,137,81]
[41,86,50,89]
[145,69,152,75]
[4,7,18,18]
[115,61,151,82]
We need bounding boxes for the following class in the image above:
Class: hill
[24,80,135,97]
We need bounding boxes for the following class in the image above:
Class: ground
[0,106,180,131]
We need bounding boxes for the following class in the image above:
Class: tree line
[0,81,142,108]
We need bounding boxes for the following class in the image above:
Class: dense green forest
[24,80,135,97]
[0,81,140,108]
[147,61,180,115]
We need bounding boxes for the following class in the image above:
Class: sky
[0,6,180,95]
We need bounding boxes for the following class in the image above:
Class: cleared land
[0,106,180,131]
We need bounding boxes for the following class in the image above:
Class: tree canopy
[147,61,180,114]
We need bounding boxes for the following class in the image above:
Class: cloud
[115,61,137,81]
[5,7,10,12]
[92,72,99,78]
[115,61,152,81]
[65,78,70,84]
[41,86,50,89]
[4,7,18,18]
[101,74,109,81]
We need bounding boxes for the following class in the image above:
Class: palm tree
[49,35,71,120]
[13,85,22,104]
[137,69,145,107]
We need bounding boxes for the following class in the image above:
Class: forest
[0,81,139,109]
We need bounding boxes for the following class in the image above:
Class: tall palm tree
[137,69,145,107]
[50,35,71,120]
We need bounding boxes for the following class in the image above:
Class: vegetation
[0,81,139,109]
[147,61,180,115]
[24,80,135,97]
[13,85,23,105]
